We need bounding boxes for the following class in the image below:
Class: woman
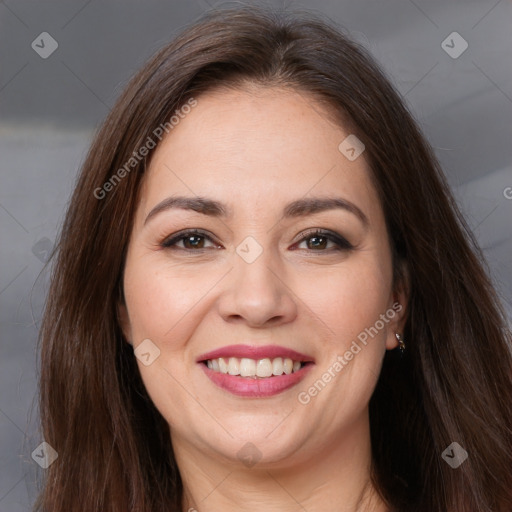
[35,5,512,512]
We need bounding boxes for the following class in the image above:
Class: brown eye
[182,234,206,249]
[295,229,353,252]
[162,230,220,250]
[304,234,329,250]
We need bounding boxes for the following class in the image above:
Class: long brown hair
[35,5,512,511]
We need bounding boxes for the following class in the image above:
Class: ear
[385,263,410,350]
[117,300,133,346]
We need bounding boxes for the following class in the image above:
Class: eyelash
[161,228,354,253]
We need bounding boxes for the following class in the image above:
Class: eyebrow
[144,195,369,227]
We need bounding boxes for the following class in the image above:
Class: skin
[119,84,408,512]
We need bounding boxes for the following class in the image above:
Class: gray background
[1,0,511,509]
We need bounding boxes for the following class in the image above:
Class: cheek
[301,252,392,345]
[296,256,391,424]
[122,263,206,419]
[123,262,218,345]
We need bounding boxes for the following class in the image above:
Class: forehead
[138,86,381,225]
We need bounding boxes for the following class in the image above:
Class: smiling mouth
[202,357,311,378]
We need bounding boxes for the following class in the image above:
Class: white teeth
[272,357,284,376]
[218,357,228,373]
[205,356,305,377]
[227,357,240,375]
[240,358,256,377]
[256,358,273,377]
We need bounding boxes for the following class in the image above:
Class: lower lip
[199,363,314,397]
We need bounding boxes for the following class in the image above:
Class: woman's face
[120,85,407,469]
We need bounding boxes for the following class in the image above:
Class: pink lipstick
[197,344,314,398]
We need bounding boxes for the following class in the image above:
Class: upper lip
[196,344,315,363]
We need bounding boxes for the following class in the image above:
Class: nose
[216,243,298,328]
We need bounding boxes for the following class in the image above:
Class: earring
[395,333,406,355]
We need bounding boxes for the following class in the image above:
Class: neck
[174,410,389,512]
